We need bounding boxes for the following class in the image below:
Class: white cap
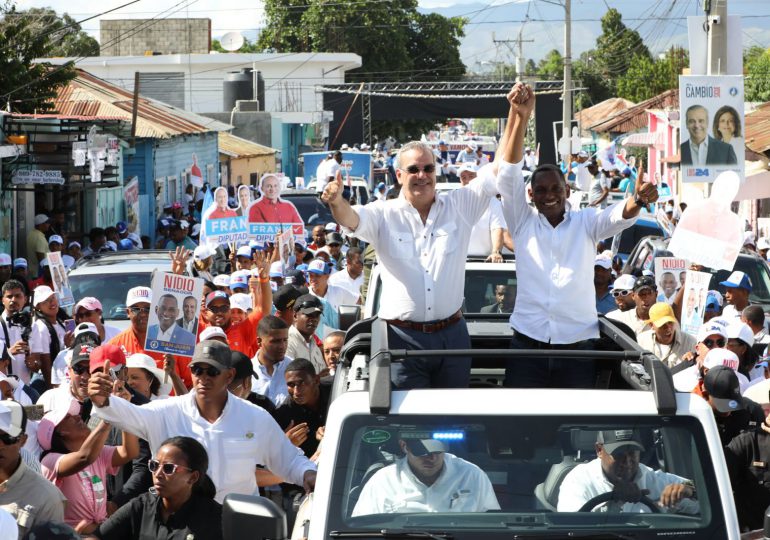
[33,285,56,307]
[192,224,201,236]
[126,286,152,307]
[758,237,770,251]
[178,220,189,230]
[340,143,350,150]
[74,322,99,339]
[577,150,589,158]
[457,163,477,175]
[62,254,75,269]
[467,141,478,150]
[200,326,227,342]
[594,256,612,270]
[745,379,770,405]
[236,245,252,258]
[703,348,740,371]
[229,293,252,313]
[727,320,755,347]
[0,254,10,266]
[697,318,729,343]
[324,222,337,232]
[269,261,284,278]
[34,214,49,226]
[229,271,249,290]
[193,244,215,261]
[12,258,26,269]
[48,235,63,245]
[125,354,172,397]
[0,400,25,437]
[213,274,231,287]
[613,274,636,291]
[68,241,81,250]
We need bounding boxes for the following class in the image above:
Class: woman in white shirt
[29,286,68,390]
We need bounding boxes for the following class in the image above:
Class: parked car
[68,251,172,331]
[304,177,370,205]
[623,236,770,312]
[279,189,335,235]
[609,213,669,263]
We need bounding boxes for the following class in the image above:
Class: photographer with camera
[0,280,33,386]
[28,286,72,392]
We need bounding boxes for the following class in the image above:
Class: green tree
[616,47,688,103]
[525,58,537,76]
[0,2,77,113]
[593,8,651,94]
[537,49,563,79]
[212,37,262,53]
[746,47,770,102]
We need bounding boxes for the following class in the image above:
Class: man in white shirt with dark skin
[323,123,504,389]
[328,247,365,298]
[88,339,317,503]
[497,83,659,388]
[352,437,499,516]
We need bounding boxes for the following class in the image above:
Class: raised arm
[622,161,658,219]
[54,420,112,478]
[112,431,140,468]
[322,171,360,231]
[501,83,535,165]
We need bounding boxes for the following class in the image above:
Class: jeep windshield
[327,414,727,539]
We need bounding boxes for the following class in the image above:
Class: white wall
[40,53,362,115]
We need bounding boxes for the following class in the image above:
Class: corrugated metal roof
[589,89,679,134]
[745,102,770,155]
[575,98,635,136]
[218,132,277,158]
[52,70,232,139]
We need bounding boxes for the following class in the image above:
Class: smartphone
[64,319,76,333]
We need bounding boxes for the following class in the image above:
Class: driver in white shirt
[352,437,499,516]
[557,430,698,514]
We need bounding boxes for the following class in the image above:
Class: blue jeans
[504,331,596,388]
[387,318,471,389]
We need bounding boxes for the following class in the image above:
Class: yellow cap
[647,302,677,328]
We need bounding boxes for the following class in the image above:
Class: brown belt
[385,310,462,334]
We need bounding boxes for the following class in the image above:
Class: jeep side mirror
[222,493,287,540]
[338,304,361,330]
[763,504,770,539]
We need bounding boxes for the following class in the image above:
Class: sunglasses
[0,432,21,446]
[207,305,230,314]
[71,363,90,375]
[401,164,436,175]
[611,290,632,298]
[191,364,221,378]
[703,338,726,349]
[129,306,151,315]
[148,459,191,476]
[75,309,97,319]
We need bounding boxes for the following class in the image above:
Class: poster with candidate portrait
[47,251,74,307]
[679,75,744,183]
[246,173,305,245]
[654,257,687,305]
[145,272,204,358]
[201,186,249,245]
[278,229,294,273]
[680,270,711,337]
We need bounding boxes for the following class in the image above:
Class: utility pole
[562,0,573,153]
[493,35,533,81]
[704,0,728,75]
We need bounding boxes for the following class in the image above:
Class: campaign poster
[144,272,204,358]
[303,151,373,183]
[278,229,294,273]
[123,176,141,236]
[47,252,74,307]
[246,173,305,245]
[654,258,687,304]
[680,270,711,337]
[201,186,250,245]
[679,75,745,183]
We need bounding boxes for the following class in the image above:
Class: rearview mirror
[222,493,287,540]
[338,304,361,330]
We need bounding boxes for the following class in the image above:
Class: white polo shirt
[352,453,500,516]
[328,269,364,299]
[344,163,498,322]
[557,458,698,514]
[251,356,290,406]
[92,391,316,503]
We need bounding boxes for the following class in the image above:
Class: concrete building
[100,19,211,56]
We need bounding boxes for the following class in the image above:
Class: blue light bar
[432,431,465,441]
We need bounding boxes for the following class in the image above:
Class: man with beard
[607,276,657,337]
[286,295,325,375]
[558,430,697,513]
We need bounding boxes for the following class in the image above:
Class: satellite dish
[220,32,245,52]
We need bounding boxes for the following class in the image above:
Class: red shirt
[197,308,264,358]
[248,198,303,225]
[108,327,192,389]
[208,207,238,219]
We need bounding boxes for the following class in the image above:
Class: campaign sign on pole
[680,270,711,337]
[47,252,74,307]
[278,229,294,273]
[246,173,305,245]
[654,258,687,304]
[145,272,203,358]
[201,186,249,245]
[679,75,744,183]
[124,176,141,236]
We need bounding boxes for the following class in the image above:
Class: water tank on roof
[256,71,265,112]
[224,68,253,111]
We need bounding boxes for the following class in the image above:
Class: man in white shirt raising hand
[496,83,659,388]
[322,129,505,389]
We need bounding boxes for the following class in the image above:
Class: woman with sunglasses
[88,436,222,540]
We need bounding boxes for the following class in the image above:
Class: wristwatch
[634,193,646,206]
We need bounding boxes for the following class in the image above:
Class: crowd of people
[0,81,767,536]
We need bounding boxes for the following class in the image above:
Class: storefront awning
[621,132,663,147]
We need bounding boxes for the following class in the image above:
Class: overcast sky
[15,0,770,72]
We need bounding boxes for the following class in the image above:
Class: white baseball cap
[0,400,25,437]
[457,163,477,175]
[193,244,215,261]
[229,293,252,313]
[200,326,227,342]
[213,274,231,288]
[697,319,729,343]
[594,256,612,270]
[229,272,249,290]
[269,261,284,278]
[48,235,63,245]
[613,274,636,291]
[324,222,337,232]
[236,245,252,258]
[703,348,739,371]
[12,257,26,269]
[34,214,49,226]
[726,320,755,347]
[33,286,56,307]
[126,286,152,307]
[0,254,10,266]
[758,237,770,251]
[126,353,172,397]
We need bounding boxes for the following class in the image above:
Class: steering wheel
[578,491,661,513]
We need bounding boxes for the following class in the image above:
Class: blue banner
[303,151,373,183]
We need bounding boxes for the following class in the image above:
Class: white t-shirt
[328,269,364,299]
[468,197,506,257]
[29,319,65,356]
[588,174,611,207]
[352,453,500,516]
[311,284,359,311]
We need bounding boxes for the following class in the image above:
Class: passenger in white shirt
[307,258,359,311]
[286,295,326,375]
[459,164,511,262]
[606,276,657,338]
[251,315,291,406]
[352,438,500,516]
[323,135,501,388]
[328,247,364,298]
[496,83,658,388]
[88,339,317,503]
[557,430,697,514]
